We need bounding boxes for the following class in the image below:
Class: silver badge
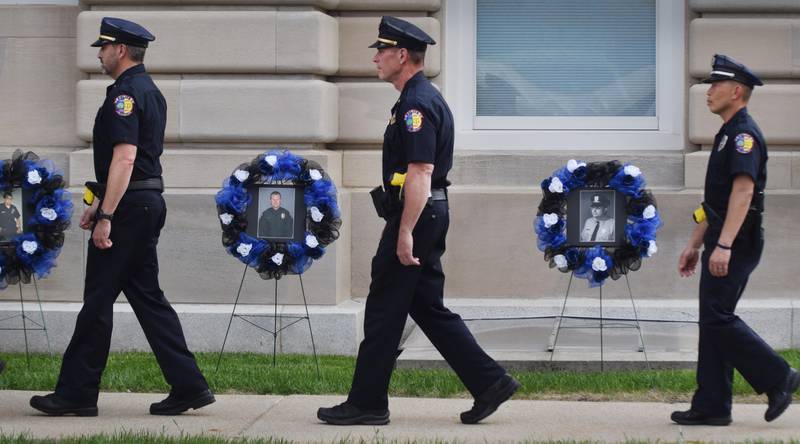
[717,134,728,152]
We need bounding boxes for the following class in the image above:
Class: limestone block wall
[686,1,800,189]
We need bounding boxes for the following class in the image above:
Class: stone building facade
[1,0,799,355]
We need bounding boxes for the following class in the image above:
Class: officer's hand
[79,207,97,230]
[709,247,730,277]
[397,230,420,266]
[678,247,700,277]
[92,219,113,249]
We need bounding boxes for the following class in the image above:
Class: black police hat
[590,194,610,208]
[369,16,435,51]
[702,54,763,88]
[91,17,155,48]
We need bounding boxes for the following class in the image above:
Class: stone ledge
[341,150,686,188]
[348,189,800,300]
[684,151,795,189]
[689,84,800,145]
[76,79,339,143]
[78,11,337,74]
[690,0,800,13]
[689,18,800,78]
[0,5,78,38]
[0,300,363,355]
[68,148,344,189]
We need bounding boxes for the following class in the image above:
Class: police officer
[317,16,519,426]
[30,17,214,416]
[580,194,614,242]
[258,191,293,238]
[672,54,798,426]
[0,191,22,240]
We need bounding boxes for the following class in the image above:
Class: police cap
[701,54,763,88]
[369,16,435,51]
[590,194,610,208]
[91,17,155,48]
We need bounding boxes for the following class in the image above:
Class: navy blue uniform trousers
[347,200,506,410]
[691,225,788,415]
[56,190,208,404]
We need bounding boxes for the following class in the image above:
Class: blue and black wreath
[0,150,73,289]
[534,159,662,287]
[215,150,342,280]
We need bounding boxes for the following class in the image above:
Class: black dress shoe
[317,402,390,425]
[460,373,521,424]
[30,393,98,417]
[150,389,215,415]
[670,409,731,426]
[765,368,800,422]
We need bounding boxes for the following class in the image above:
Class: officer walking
[317,16,519,426]
[30,17,214,416]
[672,54,798,426]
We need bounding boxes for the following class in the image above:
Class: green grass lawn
[1,350,798,401]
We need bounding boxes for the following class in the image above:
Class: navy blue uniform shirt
[93,64,165,183]
[704,107,767,214]
[382,71,453,190]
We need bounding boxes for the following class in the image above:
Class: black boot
[670,409,731,426]
[460,373,520,424]
[30,393,98,417]
[150,389,215,415]
[765,368,800,422]
[317,402,390,425]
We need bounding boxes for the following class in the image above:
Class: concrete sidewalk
[1,391,799,442]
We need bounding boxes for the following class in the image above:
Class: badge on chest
[716,134,728,152]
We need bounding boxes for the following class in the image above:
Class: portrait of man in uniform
[580,191,615,243]
[0,189,24,242]
[257,189,294,239]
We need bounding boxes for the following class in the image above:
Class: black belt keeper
[86,177,164,199]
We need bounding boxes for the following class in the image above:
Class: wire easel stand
[0,276,53,367]
[215,265,320,376]
[545,272,650,372]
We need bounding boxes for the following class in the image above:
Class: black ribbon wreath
[215,150,342,280]
[0,150,73,289]
[534,160,662,287]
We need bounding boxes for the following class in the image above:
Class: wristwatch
[96,207,114,222]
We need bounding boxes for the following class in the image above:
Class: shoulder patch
[404,109,424,133]
[734,133,754,154]
[113,95,135,117]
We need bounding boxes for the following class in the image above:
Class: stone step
[684,150,800,189]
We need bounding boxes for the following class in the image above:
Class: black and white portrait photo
[257,188,295,239]
[0,188,24,242]
[579,190,616,243]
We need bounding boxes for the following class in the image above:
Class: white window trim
[443,0,685,150]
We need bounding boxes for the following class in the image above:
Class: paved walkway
[1,391,799,442]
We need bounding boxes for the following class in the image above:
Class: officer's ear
[398,48,408,64]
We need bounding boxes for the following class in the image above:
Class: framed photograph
[566,187,627,247]
[244,184,306,243]
[0,187,33,244]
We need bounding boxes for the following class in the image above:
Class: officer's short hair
[126,44,146,63]
[741,84,752,102]
[3,191,12,199]
[270,191,281,198]
[407,49,426,65]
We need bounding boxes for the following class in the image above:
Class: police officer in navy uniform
[672,54,798,426]
[30,17,214,417]
[318,16,519,426]
[258,191,293,238]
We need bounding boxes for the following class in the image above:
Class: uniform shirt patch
[734,133,754,154]
[404,109,423,132]
[113,95,135,117]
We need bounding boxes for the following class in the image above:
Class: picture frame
[566,187,627,247]
[244,184,306,243]
[0,187,34,244]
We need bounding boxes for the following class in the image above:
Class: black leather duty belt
[85,177,164,200]
[430,188,447,201]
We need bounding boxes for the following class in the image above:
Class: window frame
[443,0,685,150]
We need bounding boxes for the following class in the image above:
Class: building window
[445,0,685,150]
